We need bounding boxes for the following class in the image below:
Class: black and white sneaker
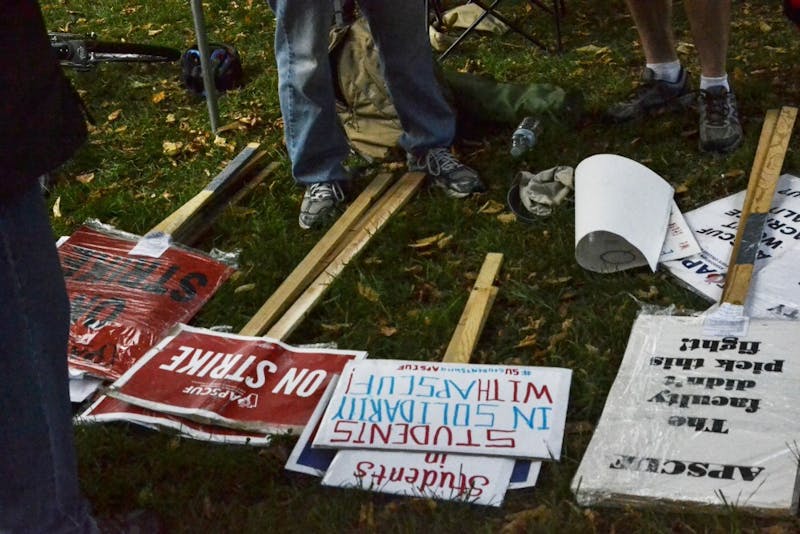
[298,181,346,229]
[407,148,485,198]
[606,67,692,122]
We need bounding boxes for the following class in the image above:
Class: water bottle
[510,116,541,158]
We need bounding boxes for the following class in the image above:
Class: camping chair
[428,0,566,60]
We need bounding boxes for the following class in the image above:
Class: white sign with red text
[322,450,514,506]
[312,359,572,460]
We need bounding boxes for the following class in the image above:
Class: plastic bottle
[510,116,541,158]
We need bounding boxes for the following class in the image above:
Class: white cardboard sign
[575,154,674,273]
[662,174,800,317]
[312,359,572,460]
[572,314,800,514]
[322,450,514,507]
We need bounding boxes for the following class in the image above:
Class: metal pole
[190,0,220,134]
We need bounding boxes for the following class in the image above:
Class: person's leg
[267,0,350,186]
[0,181,96,533]
[355,0,454,154]
[627,0,677,65]
[356,0,484,197]
[683,0,741,154]
[684,0,730,80]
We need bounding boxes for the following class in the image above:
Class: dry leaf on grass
[496,212,517,224]
[379,325,397,337]
[357,282,379,302]
[75,172,94,184]
[52,196,62,218]
[107,109,122,122]
[152,91,166,104]
[409,232,446,249]
[234,283,256,294]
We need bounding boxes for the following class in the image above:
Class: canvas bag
[328,15,582,161]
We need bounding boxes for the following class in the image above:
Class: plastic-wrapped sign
[61,223,234,380]
[572,314,800,515]
[107,324,367,434]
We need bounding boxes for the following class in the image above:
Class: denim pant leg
[0,182,96,533]
[267,0,351,186]
[357,0,456,156]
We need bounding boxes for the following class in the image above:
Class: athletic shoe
[606,67,691,122]
[298,181,346,229]
[407,148,485,198]
[698,85,743,154]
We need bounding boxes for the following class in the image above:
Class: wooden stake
[265,172,424,340]
[239,172,395,336]
[721,106,797,305]
[147,142,262,240]
[443,252,503,363]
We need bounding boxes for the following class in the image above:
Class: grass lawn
[39,0,800,531]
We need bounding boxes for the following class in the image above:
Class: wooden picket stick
[239,172,396,336]
[170,161,280,246]
[147,142,263,240]
[266,172,425,340]
[443,252,503,363]
[721,106,797,305]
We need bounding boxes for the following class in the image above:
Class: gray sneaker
[407,148,486,198]
[298,181,346,229]
[606,67,691,122]
[698,85,743,154]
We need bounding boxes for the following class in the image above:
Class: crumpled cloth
[507,165,574,220]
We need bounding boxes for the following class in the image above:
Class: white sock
[646,60,682,83]
[700,74,730,91]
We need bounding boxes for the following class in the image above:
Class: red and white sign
[107,324,367,434]
[61,224,234,380]
[79,395,273,446]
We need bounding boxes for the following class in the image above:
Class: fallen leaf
[107,109,122,122]
[52,196,62,218]
[165,113,177,123]
[162,141,183,157]
[722,169,745,180]
[759,21,772,33]
[379,325,397,337]
[234,283,256,294]
[409,232,446,248]
[147,28,163,36]
[320,322,350,333]
[213,135,227,147]
[152,91,166,104]
[436,234,453,249]
[477,199,505,214]
[575,44,610,55]
[357,282,379,302]
[75,172,95,184]
[496,212,517,224]
[515,333,538,348]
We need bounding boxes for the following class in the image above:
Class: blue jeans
[0,182,96,533]
[267,0,456,185]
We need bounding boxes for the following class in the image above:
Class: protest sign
[63,224,234,380]
[572,315,800,514]
[323,450,514,507]
[78,394,272,446]
[663,174,800,315]
[575,154,674,273]
[106,324,366,434]
[312,359,572,460]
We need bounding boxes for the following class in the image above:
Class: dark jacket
[0,0,87,198]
